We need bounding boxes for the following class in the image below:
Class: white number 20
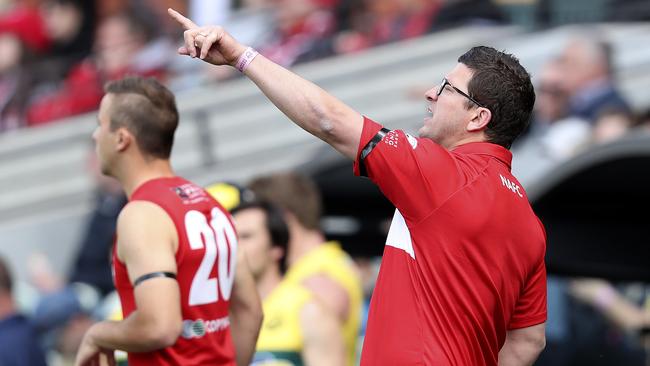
[185,208,237,306]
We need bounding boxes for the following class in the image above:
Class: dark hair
[231,201,290,274]
[458,46,535,149]
[0,256,13,294]
[104,76,178,159]
[115,5,159,44]
[248,172,322,230]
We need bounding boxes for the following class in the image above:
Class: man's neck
[117,159,175,198]
[287,226,325,266]
[257,267,283,300]
[448,133,489,150]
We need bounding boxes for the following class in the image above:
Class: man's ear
[115,128,132,152]
[271,246,285,262]
[467,107,492,132]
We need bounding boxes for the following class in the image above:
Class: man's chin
[100,166,113,178]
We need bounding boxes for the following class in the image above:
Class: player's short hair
[231,201,290,274]
[104,76,179,159]
[458,46,535,149]
[248,172,322,231]
[0,256,13,294]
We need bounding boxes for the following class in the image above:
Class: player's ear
[467,107,491,132]
[271,246,284,262]
[115,127,133,152]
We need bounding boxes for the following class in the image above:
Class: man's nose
[425,87,438,102]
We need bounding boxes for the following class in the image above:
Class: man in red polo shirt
[170,9,546,366]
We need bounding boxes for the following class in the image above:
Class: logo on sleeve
[383,130,399,148]
[499,174,523,198]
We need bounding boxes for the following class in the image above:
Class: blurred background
[0,0,648,365]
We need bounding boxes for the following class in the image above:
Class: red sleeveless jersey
[112,177,237,366]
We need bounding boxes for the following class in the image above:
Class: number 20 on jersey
[185,208,237,306]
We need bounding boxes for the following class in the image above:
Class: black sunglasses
[437,78,486,109]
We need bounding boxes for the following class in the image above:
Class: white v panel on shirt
[385,209,416,259]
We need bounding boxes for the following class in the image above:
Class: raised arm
[498,323,546,366]
[229,248,263,366]
[75,201,182,366]
[167,8,364,159]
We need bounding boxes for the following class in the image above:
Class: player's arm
[168,9,363,159]
[75,201,182,365]
[229,248,263,366]
[300,298,346,366]
[497,323,546,366]
[302,274,350,324]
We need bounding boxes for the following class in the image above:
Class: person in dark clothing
[0,256,48,366]
[558,34,631,124]
[69,175,126,296]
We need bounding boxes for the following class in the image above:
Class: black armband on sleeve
[133,271,177,287]
[358,127,391,177]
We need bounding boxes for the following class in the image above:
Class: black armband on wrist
[359,127,391,177]
[133,271,177,287]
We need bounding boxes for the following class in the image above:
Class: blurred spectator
[41,0,96,75]
[0,33,34,130]
[68,152,127,296]
[512,58,591,186]
[335,0,440,54]
[336,0,504,55]
[91,9,171,81]
[248,172,363,366]
[558,33,631,124]
[0,2,51,53]
[0,256,47,366]
[54,309,96,365]
[0,2,50,130]
[528,58,591,159]
[26,7,173,125]
[141,0,189,36]
[258,0,338,66]
[590,108,636,145]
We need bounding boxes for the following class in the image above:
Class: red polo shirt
[354,117,547,366]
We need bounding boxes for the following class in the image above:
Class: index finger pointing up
[168,8,197,30]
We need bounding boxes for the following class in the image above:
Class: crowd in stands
[0,0,501,131]
[2,0,649,132]
[3,0,629,132]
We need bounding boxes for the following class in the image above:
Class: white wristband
[235,47,259,72]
